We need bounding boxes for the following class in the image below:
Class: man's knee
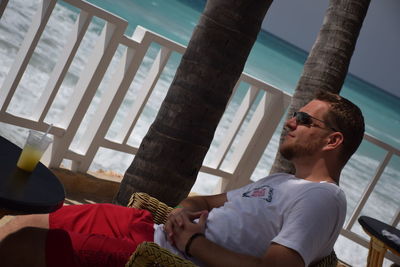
[0,214,49,240]
[0,227,47,266]
[1,227,46,248]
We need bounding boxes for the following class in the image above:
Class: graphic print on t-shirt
[242,185,273,202]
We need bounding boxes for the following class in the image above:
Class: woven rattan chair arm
[126,242,197,267]
[310,251,338,267]
[126,242,336,267]
[127,192,174,225]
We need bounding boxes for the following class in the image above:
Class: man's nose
[285,116,297,130]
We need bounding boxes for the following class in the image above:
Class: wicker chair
[125,192,339,267]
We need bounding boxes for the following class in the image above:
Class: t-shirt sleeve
[271,187,345,266]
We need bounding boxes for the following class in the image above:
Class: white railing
[0,0,291,192]
[0,0,398,263]
[341,134,400,263]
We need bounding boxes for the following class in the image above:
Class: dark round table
[358,216,400,267]
[0,135,65,217]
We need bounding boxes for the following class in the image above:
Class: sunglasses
[292,111,338,132]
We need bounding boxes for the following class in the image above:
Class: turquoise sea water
[84,0,400,151]
[0,0,398,265]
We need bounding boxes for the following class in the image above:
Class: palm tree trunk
[270,0,371,175]
[115,0,272,206]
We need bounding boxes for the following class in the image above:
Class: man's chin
[279,147,293,161]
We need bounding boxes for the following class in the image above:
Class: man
[0,91,364,267]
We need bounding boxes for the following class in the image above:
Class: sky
[262,0,400,98]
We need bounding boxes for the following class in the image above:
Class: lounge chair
[125,192,339,267]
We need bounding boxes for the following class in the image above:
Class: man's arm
[177,192,227,212]
[170,212,305,267]
[164,193,227,243]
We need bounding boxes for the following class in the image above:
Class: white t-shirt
[154,173,346,266]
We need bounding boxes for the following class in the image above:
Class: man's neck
[293,158,340,184]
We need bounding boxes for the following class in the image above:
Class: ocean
[0,0,399,266]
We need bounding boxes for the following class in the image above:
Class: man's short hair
[315,91,365,164]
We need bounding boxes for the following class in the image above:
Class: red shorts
[46,203,154,267]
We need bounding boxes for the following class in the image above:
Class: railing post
[219,91,288,192]
[209,84,259,169]
[0,0,9,19]
[49,20,127,168]
[0,0,56,111]
[70,29,156,172]
[390,208,399,227]
[74,42,173,172]
[115,45,172,145]
[32,10,93,122]
[344,151,393,230]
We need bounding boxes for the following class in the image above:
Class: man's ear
[323,132,344,151]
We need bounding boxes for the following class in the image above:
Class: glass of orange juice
[17,130,52,172]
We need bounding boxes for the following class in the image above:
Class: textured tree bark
[115,0,272,206]
[270,0,371,175]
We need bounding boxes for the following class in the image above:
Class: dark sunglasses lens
[294,112,311,125]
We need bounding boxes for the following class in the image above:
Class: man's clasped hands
[164,207,209,252]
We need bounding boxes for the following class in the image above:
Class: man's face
[280,100,332,160]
